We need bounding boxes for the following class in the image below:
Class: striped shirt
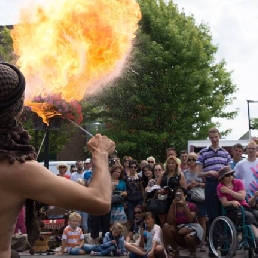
[62,225,84,251]
[197,146,231,176]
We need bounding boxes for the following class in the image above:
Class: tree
[0,26,15,62]
[90,0,237,161]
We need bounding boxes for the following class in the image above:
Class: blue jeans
[93,245,117,256]
[69,244,95,255]
[205,180,222,253]
[76,210,89,232]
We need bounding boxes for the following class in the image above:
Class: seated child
[90,223,127,256]
[57,212,92,255]
[125,212,165,258]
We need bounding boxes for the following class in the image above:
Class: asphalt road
[19,249,252,257]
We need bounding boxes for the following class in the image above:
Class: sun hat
[218,166,234,181]
[85,158,91,163]
[56,162,69,170]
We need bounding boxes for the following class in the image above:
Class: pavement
[18,249,251,257]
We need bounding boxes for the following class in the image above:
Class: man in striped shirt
[197,128,231,257]
[57,212,93,255]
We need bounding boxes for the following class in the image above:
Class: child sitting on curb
[90,223,127,256]
[56,212,92,255]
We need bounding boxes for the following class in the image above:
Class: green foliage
[251,118,258,130]
[0,26,15,62]
[86,0,237,162]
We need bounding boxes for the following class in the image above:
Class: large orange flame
[11,0,141,123]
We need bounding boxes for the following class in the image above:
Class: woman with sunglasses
[183,152,207,252]
[125,205,145,244]
[217,166,258,244]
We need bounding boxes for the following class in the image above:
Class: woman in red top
[217,166,258,242]
[162,186,203,258]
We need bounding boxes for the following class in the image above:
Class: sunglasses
[59,166,66,169]
[224,173,234,177]
[72,170,77,172]
[148,161,154,163]
[188,159,196,162]
[134,211,142,214]
[130,166,137,169]
[124,159,130,162]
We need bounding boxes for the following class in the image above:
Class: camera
[175,192,181,200]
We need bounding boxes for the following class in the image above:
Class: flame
[11,0,141,124]
[25,101,61,125]
[11,0,141,104]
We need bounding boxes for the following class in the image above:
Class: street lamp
[247,100,258,139]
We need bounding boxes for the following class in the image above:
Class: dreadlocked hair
[25,199,46,247]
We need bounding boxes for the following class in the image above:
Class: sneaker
[90,251,100,256]
[200,244,206,252]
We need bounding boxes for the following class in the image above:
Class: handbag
[191,187,205,202]
[146,196,168,215]
[112,194,124,205]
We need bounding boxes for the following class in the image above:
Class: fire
[25,101,62,125]
[11,0,141,123]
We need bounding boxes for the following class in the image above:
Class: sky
[0,0,258,140]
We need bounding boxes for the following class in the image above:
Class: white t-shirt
[70,172,85,182]
[234,158,258,197]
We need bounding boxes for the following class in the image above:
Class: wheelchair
[209,206,256,258]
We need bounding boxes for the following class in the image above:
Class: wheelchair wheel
[209,216,238,258]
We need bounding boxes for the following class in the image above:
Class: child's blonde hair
[111,223,124,233]
[69,212,81,221]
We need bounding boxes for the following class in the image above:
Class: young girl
[125,212,165,258]
[90,223,127,256]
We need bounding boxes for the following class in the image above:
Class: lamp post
[247,100,258,139]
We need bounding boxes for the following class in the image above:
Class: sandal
[170,250,179,258]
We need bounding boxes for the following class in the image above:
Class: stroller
[33,206,70,255]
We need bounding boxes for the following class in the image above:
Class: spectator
[147,156,155,167]
[70,164,77,174]
[153,163,165,180]
[162,186,203,258]
[217,166,258,245]
[180,150,189,172]
[183,152,206,252]
[122,156,133,179]
[125,160,144,231]
[156,156,187,226]
[125,205,145,244]
[110,164,127,226]
[138,160,148,177]
[84,158,92,172]
[84,159,93,187]
[70,160,85,182]
[234,141,258,197]
[229,143,244,169]
[125,212,165,258]
[141,164,156,194]
[56,212,93,255]
[196,127,231,257]
[57,162,70,179]
[90,223,127,256]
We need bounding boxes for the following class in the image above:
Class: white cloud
[173,0,258,139]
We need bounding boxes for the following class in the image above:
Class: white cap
[85,158,91,163]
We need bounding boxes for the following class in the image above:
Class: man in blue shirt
[197,128,231,257]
